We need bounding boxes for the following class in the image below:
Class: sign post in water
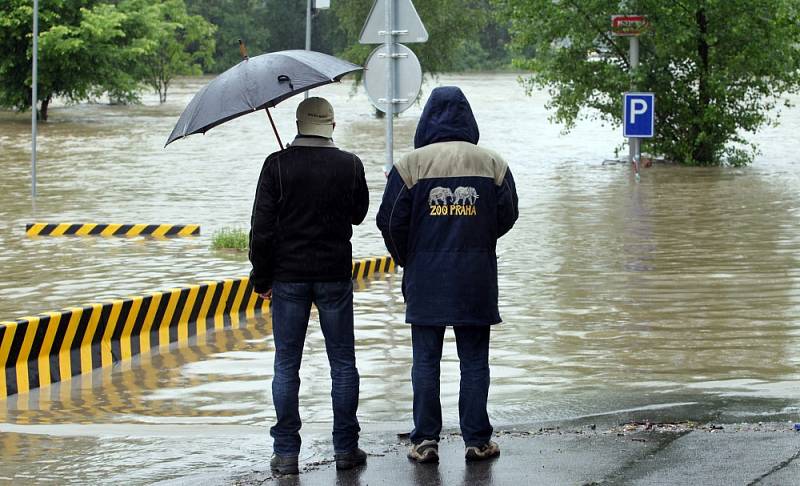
[360,0,428,174]
[623,92,655,179]
[612,15,651,179]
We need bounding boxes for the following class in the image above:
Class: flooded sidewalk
[1,293,798,484]
[2,74,800,483]
[187,417,800,485]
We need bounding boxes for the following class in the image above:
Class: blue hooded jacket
[413,86,480,148]
[377,87,519,326]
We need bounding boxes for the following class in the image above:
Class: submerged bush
[503,0,800,166]
[211,227,248,251]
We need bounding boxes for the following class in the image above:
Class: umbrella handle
[266,108,284,150]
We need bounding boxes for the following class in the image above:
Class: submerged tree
[185,0,270,71]
[322,0,487,118]
[500,0,800,165]
[1,1,142,120]
[332,0,486,78]
[0,0,214,119]
[122,0,216,103]
[185,0,511,73]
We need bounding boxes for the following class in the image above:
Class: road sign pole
[360,0,427,173]
[32,0,38,201]
[305,0,312,99]
[611,15,653,180]
[629,35,640,170]
[384,0,395,173]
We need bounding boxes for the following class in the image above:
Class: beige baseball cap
[296,97,335,138]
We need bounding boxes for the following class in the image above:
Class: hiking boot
[270,453,299,475]
[335,447,367,470]
[407,439,439,463]
[465,441,500,461]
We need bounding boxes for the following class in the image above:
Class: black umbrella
[165,49,362,148]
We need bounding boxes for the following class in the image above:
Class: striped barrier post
[0,255,396,399]
[25,223,201,237]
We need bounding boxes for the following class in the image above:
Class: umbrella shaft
[266,109,284,150]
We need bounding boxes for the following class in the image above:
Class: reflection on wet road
[1,73,800,483]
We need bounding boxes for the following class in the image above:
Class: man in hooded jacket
[376,86,519,463]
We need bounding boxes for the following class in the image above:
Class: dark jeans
[410,325,493,447]
[269,280,360,455]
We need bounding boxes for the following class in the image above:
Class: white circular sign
[364,43,422,114]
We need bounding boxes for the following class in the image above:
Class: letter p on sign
[623,92,655,138]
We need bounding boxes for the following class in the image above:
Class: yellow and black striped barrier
[351,255,395,279]
[0,255,395,399]
[0,323,271,425]
[25,223,200,237]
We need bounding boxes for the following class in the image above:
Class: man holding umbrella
[249,97,370,475]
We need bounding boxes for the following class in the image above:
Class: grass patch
[211,227,249,251]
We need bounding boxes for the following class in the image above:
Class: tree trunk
[40,94,52,122]
[692,7,713,164]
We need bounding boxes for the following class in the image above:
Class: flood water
[1,73,800,483]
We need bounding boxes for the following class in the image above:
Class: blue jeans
[269,280,360,455]
[410,325,493,447]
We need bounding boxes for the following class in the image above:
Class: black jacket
[249,136,369,293]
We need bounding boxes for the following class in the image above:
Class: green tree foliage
[0,0,215,119]
[122,0,216,103]
[186,1,348,69]
[0,2,47,114]
[448,0,513,71]
[189,1,512,73]
[332,0,487,75]
[185,0,270,71]
[501,0,800,165]
[263,0,308,52]
[1,0,147,120]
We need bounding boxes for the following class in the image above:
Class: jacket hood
[413,86,480,149]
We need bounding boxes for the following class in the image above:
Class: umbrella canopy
[165,50,362,147]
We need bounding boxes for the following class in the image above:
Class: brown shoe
[465,441,500,461]
[407,439,439,463]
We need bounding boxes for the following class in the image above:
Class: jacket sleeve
[351,155,369,225]
[249,156,280,294]
[376,167,412,267]
[496,167,519,238]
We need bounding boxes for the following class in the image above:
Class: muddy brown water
[1,73,799,483]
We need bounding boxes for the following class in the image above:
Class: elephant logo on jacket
[428,187,454,205]
[453,186,479,205]
[428,186,478,217]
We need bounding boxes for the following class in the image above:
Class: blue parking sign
[623,92,655,138]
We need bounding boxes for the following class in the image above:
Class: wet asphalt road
[154,412,800,486]
[246,426,800,486]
